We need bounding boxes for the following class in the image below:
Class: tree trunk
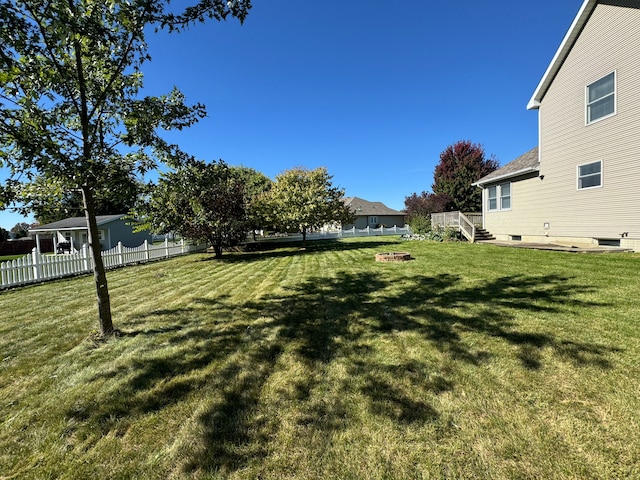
[82,186,114,335]
[302,227,307,249]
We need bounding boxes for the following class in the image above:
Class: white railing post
[165,238,170,258]
[144,239,150,261]
[181,238,185,254]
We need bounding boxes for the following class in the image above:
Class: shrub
[408,214,432,235]
[403,224,458,243]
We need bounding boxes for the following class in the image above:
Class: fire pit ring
[375,252,412,262]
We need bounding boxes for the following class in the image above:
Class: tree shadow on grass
[199,238,404,263]
[64,298,262,446]
[184,270,618,475]
[63,267,619,477]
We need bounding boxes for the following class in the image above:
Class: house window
[587,72,615,124]
[578,160,602,189]
[368,216,378,225]
[500,183,511,210]
[487,183,511,211]
[487,186,497,211]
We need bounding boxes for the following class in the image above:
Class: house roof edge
[527,0,598,110]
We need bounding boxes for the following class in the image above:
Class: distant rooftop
[30,214,126,232]
[344,197,405,216]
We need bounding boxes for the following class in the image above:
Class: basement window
[598,238,621,247]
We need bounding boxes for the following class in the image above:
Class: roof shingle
[474,147,539,186]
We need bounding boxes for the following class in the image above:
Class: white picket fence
[319,225,411,239]
[252,225,412,244]
[0,239,207,289]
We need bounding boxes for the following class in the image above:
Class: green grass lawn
[0,253,28,262]
[1,237,639,479]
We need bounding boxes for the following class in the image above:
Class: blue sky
[0,0,585,230]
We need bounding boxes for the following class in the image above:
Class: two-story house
[474,0,640,251]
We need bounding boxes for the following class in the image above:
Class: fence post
[32,248,40,281]
[366,226,370,236]
[117,241,124,266]
[165,238,170,258]
[82,245,89,272]
[181,238,185,254]
[144,239,150,261]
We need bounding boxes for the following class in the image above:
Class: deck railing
[431,212,482,243]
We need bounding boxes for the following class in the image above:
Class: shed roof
[344,197,405,216]
[473,147,539,187]
[30,214,126,233]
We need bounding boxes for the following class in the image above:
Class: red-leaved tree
[404,191,455,221]
[432,140,499,212]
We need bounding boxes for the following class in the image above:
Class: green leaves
[1,0,249,192]
[267,167,353,235]
[136,159,248,257]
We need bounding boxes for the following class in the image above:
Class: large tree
[232,166,273,240]
[268,167,353,247]
[432,140,499,212]
[0,0,251,336]
[138,160,247,258]
[10,221,31,239]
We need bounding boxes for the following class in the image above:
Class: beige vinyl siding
[483,173,546,236]
[535,2,640,240]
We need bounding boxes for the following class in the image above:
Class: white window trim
[586,71,616,125]
[487,182,511,212]
[577,160,603,190]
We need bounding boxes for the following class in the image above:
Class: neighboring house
[474,0,640,251]
[30,214,152,253]
[342,197,406,230]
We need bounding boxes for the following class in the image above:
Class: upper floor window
[578,160,602,189]
[586,72,615,124]
[487,182,511,211]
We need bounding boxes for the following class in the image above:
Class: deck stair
[474,228,495,242]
